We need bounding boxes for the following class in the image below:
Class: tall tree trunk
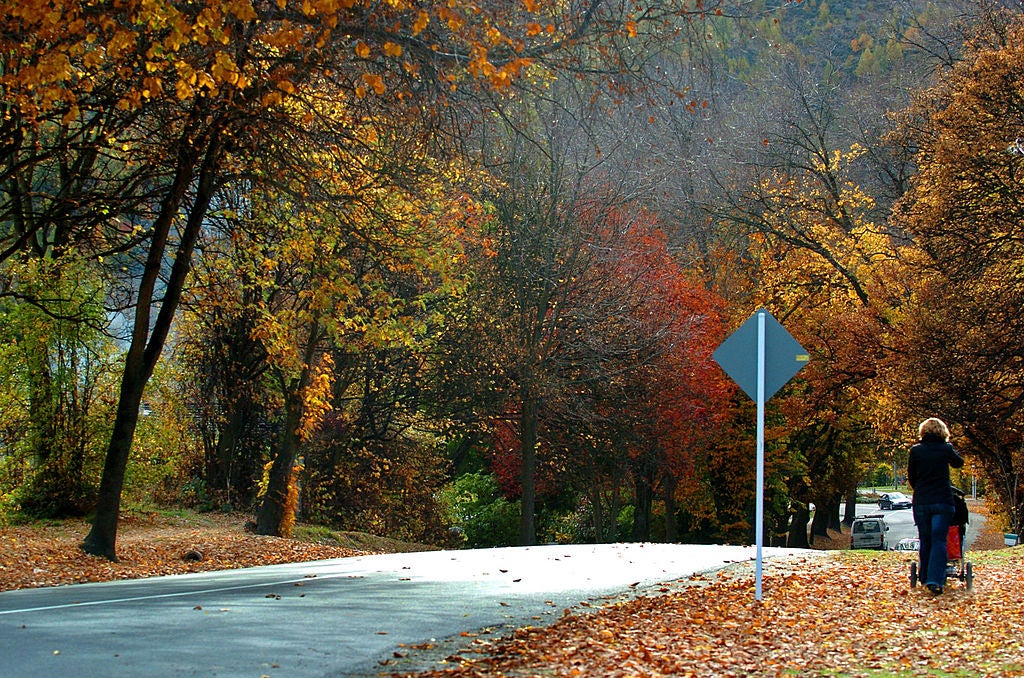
[256,392,303,536]
[631,455,655,542]
[256,321,323,536]
[518,393,538,546]
[82,129,221,560]
[843,489,858,526]
[809,495,841,544]
[827,496,843,533]
[787,505,811,548]
[28,351,56,467]
[22,354,61,514]
[81,378,146,560]
[608,475,623,541]
[663,472,678,542]
[586,466,605,543]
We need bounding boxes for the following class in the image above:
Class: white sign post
[755,312,766,601]
[713,309,809,601]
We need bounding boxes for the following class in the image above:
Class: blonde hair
[918,417,950,441]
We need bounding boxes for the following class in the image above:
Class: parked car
[893,538,920,552]
[851,514,889,550]
[879,491,912,510]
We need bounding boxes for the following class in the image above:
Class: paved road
[0,543,812,677]
[855,499,986,550]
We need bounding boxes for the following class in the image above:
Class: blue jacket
[908,435,964,506]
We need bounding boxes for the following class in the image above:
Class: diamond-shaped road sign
[713,308,809,402]
[712,308,809,602]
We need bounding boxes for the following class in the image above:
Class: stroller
[909,487,973,591]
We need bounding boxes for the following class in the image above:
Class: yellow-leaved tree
[1,0,783,558]
[718,138,908,545]
[206,119,472,537]
[0,0,649,560]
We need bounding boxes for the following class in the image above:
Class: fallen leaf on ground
[396,545,1024,678]
[0,513,368,592]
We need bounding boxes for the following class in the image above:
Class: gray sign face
[712,309,809,402]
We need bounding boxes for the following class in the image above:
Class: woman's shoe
[927,584,943,595]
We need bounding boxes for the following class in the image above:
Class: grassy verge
[291,524,438,553]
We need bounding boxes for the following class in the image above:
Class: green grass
[290,524,438,553]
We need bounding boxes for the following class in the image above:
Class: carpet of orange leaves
[397,549,1024,677]
[0,512,367,592]
[397,514,1024,678]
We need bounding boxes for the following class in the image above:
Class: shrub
[439,472,519,548]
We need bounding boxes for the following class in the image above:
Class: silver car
[851,515,889,550]
[893,537,920,551]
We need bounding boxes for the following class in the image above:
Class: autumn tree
[183,114,471,536]
[467,197,730,545]
[4,0,717,558]
[480,161,618,545]
[0,258,118,517]
[466,63,684,543]
[587,221,731,542]
[698,56,908,545]
[888,17,1024,535]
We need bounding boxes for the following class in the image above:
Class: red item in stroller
[946,523,963,560]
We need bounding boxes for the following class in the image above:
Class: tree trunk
[663,472,678,542]
[82,129,221,560]
[256,393,303,536]
[207,402,251,507]
[256,321,326,536]
[809,504,829,544]
[518,394,538,546]
[843,488,858,526]
[787,505,811,548]
[206,411,237,503]
[828,497,842,533]
[80,377,145,560]
[631,456,655,542]
[610,476,624,541]
[809,495,841,543]
[586,466,605,543]
[28,352,56,467]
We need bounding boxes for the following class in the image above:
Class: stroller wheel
[965,561,973,591]
[910,561,918,588]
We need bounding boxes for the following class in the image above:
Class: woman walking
[908,417,965,595]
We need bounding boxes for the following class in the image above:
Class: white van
[851,514,889,550]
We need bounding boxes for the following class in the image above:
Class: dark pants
[913,502,954,587]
